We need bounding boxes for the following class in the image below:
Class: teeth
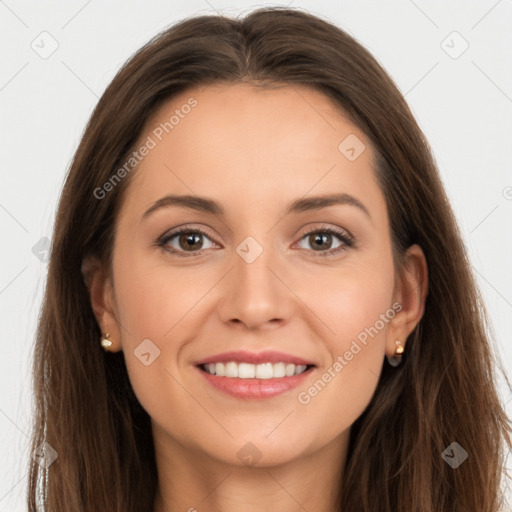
[239,363,255,379]
[285,363,295,377]
[225,362,238,377]
[215,362,225,377]
[256,363,273,379]
[295,365,307,375]
[273,362,286,378]
[203,362,310,379]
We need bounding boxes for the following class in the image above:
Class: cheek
[314,258,395,349]
[112,244,210,342]
[111,247,220,429]
[292,262,394,436]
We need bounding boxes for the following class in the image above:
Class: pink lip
[194,350,316,366]
[196,365,315,399]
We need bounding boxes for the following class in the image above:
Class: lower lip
[196,366,315,399]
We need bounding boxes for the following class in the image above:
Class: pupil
[312,233,330,250]
[182,233,201,250]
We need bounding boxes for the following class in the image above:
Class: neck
[152,424,349,512]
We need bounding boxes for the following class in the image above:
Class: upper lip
[194,350,316,367]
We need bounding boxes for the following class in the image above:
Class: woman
[28,6,511,512]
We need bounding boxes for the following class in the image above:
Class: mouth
[194,356,317,399]
[198,361,315,379]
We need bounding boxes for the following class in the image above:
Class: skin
[85,82,428,512]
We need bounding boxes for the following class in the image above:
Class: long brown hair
[28,7,511,511]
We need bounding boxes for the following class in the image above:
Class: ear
[385,244,428,359]
[81,255,122,352]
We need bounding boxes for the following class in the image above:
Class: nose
[216,238,293,331]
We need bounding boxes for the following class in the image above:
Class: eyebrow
[141,193,371,220]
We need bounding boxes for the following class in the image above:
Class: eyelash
[156,225,355,259]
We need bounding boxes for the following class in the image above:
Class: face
[94,82,423,468]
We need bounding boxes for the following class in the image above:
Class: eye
[157,224,355,258]
[295,225,354,258]
[158,227,217,256]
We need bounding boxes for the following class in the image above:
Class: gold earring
[386,340,405,367]
[100,332,113,351]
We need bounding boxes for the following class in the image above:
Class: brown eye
[306,232,336,251]
[177,232,203,251]
[296,226,354,258]
[159,228,216,256]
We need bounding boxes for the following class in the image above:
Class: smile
[196,362,316,399]
[200,361,312,379]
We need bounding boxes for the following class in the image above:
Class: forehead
[122,82,383,217]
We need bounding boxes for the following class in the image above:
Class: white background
[1,0,511,510]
